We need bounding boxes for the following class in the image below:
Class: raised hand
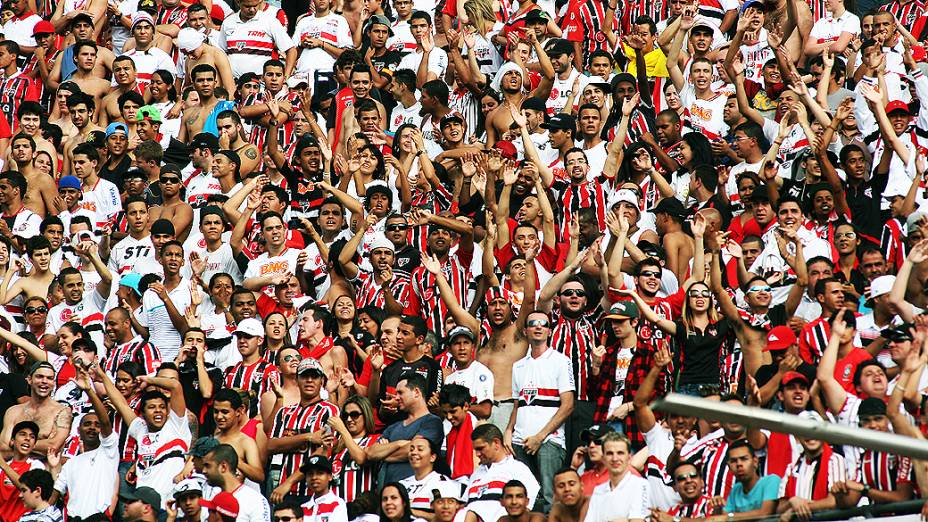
[621,92,640,116]
[691,211,707,238]
[509,104,527,129]
[421,253,442,275]
[859,83,882,104]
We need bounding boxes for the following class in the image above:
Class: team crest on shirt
[60,308,73,322]
[415,367,429,380]
[332,459,343,474]
[843,366,852,378]
[522,387,537,404]
[422,288,435,301]
[549,88,559,100]
[397,258,408,267]
[237,41,246,50]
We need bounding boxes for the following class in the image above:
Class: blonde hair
[464,0,495,32]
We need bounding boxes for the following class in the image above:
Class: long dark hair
[617,142,656,183]
[379,482,414,522]
[680,132,713,171]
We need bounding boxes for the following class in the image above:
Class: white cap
[287,74,309,88]
[607,188,640,210]
[431,481,465,503]
[234,317,265,338]
[176,27,205,53]
[884,178,910,199]
[797,410,825,422]
[368,233,394,253]
[869,275,896,300]
[172,478,204,498]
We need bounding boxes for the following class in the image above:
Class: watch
[862,484,871,496]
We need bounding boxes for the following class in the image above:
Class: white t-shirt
[445,361,494,405]
[128,410,192,508]
[243,248,301,296]
[511,348,575,449]
[810,11,860,47]
[107,234,156,277]
[547,68,587,115]
[54,431,120,518]
[230,482,272,522]
[680,84,728,139]
[397,48,448,79]
[584,473,650,522]
[138,278,193,361]
[389,101,424,132]
[76,178,123,228]
[294,13,352,81]
[181,241,243,284]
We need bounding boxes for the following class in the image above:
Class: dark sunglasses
[527,319,549,328]
[386,224,409,231]
[274,517,297,522]
[281,354,301,363]
[159,176,181,184]
[342,411,363,419]
[675,472,699,482]
[639,270,661,278]
[560,289,586,297]
[25,306,47,314]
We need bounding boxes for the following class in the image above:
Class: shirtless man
[8,134,56,217]
[12,103,59,179]
[0,237,55,305]
[64,41,112,114]
[61,93,102,178]
[148,165,194,242]
[653,197,693,284]
[99,56,140,126]
[764,0,811,62]
[548,468,589,522]
[297,305,349,397]
[0,362,72,458]
[484,34,554,144]
[178,28,235,94]
[211,388,266,484]
[47,14,114,92]
[216,111,260,177]
[49,83,79,138]
[178,64,221,142]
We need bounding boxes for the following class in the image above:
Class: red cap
[886,100,911,115]
[32,20,55,36]
[493,141,517,161]
[764,325,797,351]
[780,371,809,387]
[199,492,239,518]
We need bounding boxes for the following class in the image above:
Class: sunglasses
[386,224,409,231]
[274,518,297,522]
[282,354,301,363]
[342,411,363,419]
[688,290,711,298]
[527,319,549,327]
[675,472,699,482]
[25,306,47,314]
[639,270,661,278]
[560,289,586,297]
[836,232,857,239]
[748,286,771,293]
[160,177,181,184]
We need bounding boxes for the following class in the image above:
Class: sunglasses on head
[25,306,47,314]
[560,289,586,297]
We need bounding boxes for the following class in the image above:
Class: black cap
[191,133,220,151]
[440,111,465,129]
[541,113,576,131]
[521,97,546,112]
[121,486,162,508]
[217,150,241,170]
[299,455,333,474]
[86,130,106,147]
[611,72,637,88]
[652,197,687,219]
[123,168,147,181]
[544,38,574,57]
[881,323,914,342]
[749,185,771,202]
[638,240,666,260]
[137,0,157,13]
[858,397,887,417]
[71,12,94,26]
[580,424,614,443]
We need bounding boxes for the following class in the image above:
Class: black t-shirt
[0,373,28,420]
[178,360,225,435]
[378,355,443,425]
[100,155,133,188]
[280,164,328,223]
[673,318,735,386]
[755,361,817,390]
[393,244,421,279]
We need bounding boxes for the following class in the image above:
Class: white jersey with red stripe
[302,489,349,522]
[511,348,575,449]
[387,19,417,52]
[464,456,540,522]
[107,234,156,277]
[294,13,351,81]
[680,84,728,139]
[120,47,176,93]
[399,470,448,514]
[219,10,295,79]
[127,409,192,509]
[47,289,106,348]
[75,178,123,229]
[643,424,682,510]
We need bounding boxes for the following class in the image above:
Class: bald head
[698,208,722,232]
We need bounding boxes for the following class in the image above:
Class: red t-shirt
[834,347,874,394]
[0,460,37,522]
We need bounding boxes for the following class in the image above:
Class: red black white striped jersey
[798,317,830,364]
[0,72,39,131]
[781,449,847,500]
[881,0,926,27]
[404,251,473,337]
[881,218,906,273]
[808,0,828,22]
[561,0,618,65]
[333,433,381,502]
[111,394,142,462]
[551,178,607,240]
[410,184,454,215]
[549,306,599,402]
[269,400,339,496]
[697,0,739,25]
[246,89,302,157]
[667,496,713,518]
[157,4,188,27]
[680,430,737,498]
[224,359,280,417]
[857,450,913,491]
[352,270,412,310]
[302,490,348,522]
[102,336,162,379]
